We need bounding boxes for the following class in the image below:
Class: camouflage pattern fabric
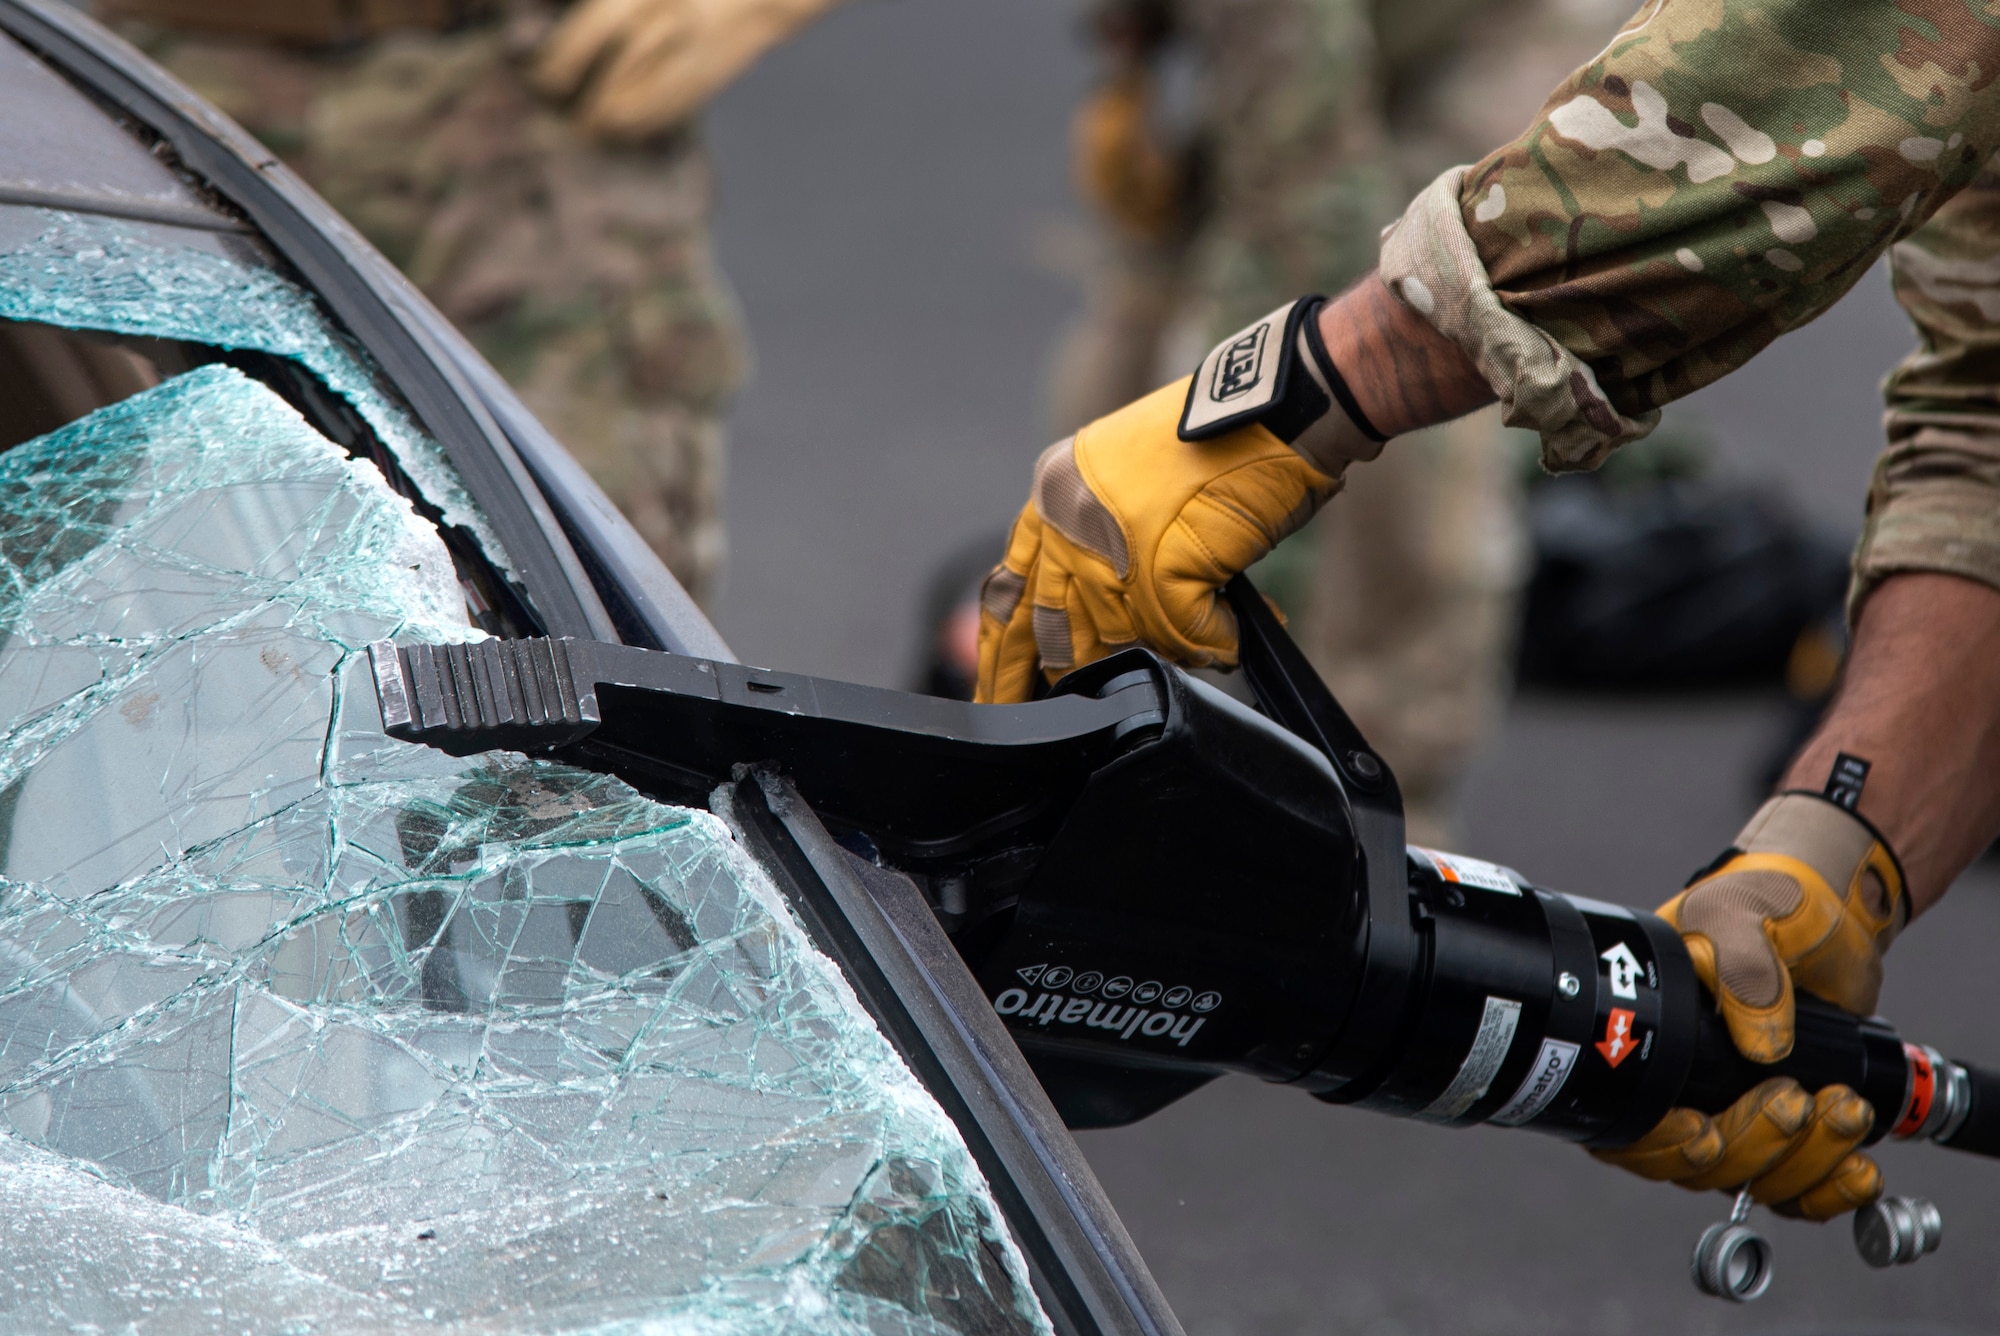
[127,6,748,606]
[1378,0,2000,612]
[1173,0,1394,336]
[1307,0,1627,842]
[1864,173,2000,609]
[1301,405,1527,844]
[1048,0,1629,841]
[1041,232,1189,438]
[1045,0,1392,437]
[1044,0,1443,827]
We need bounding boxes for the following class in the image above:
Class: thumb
[1151,558,1239,668]
[1684,931,1797,1064]
[533,0,646,97]
[975,509,1044,704]
[1146,514,1254,668]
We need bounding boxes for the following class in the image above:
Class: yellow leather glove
[1072,71,1183,243]
[533,0,841,140]
[1594,1078,1881,1221]
[976,299,1388,703]
[1597,786,1908,1220]
[1661,790,1906,1064]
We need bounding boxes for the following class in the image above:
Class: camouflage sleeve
[1853,175,2000,607]
[1377,0,2000,471]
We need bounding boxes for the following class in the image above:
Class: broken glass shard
[0,364,1049,1333]
[0,203,514,578]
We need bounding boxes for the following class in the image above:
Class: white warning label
[1417,848,1521,896]
[1416,996,1522,1122]
[1487,1038,1582,1128]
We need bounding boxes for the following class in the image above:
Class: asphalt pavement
[706,4,2000,1332]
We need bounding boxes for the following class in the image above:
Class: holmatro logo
[1210,322,1270,402]
[992,964,1219,1049]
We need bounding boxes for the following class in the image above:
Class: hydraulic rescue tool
[369,577,1997,1301]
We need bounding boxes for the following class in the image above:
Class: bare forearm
[1312,278,2000,913]
[1782,573,2000,914]
[1317,274,1491,438]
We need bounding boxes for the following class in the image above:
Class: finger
[587,48,711,137]
[975,510,1043,704]
[1679,1078,1811,1192]
[1151,507,1251,667]
[1031,563,1079,682]
[1778,1152,1883,1222]
[975,571,1039,703]
[1590,1107,1723,1182]
[1718,967,1796,1066]
[584,2,799,135]
[1031,552,1126,686]
[1663,865,1803,1065]
[1068,558,1137,655]
[1195,594,1240,671]
[1060,564,1118,676]
[1750,1085,1874,1206]
[1654,889,1700,963]
[533,0,649,94]
[606,0,700,67]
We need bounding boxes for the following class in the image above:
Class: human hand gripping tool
[368,576,1995,1300]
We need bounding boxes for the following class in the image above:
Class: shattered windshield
[0,205,513,578]
[0,356,1048,1329]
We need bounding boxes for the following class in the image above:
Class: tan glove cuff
[1731,792,1908,945]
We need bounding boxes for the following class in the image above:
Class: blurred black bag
[911,532,1009,700]
[1517,475,1851,690]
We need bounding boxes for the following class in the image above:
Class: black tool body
[366,583,2000,1153]
[1223,576,1991,1154]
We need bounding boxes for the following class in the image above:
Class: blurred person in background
[99,0,840,606]
[1045,0,1630,844]
[983,0,2000,1224]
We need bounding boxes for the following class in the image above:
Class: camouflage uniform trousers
[1312,0,1627,842]
[1046,0,1392,443]
[138,14,748,606]
[1376,0,2000,618]
[1050,0,1623,841]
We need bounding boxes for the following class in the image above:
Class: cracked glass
[0,361,1049,1332]
[0,205,513,575]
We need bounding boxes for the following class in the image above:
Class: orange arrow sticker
[1596,1007,1638,1068]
